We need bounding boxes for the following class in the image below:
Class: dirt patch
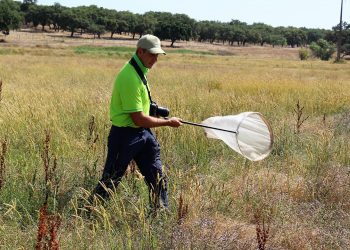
[1,29,300,59]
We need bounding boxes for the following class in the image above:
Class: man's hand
[166,117,182,127]
[131,112,182,128]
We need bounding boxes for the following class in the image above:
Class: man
[91,34,182,210]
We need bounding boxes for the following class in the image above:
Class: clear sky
[38,0,349,30]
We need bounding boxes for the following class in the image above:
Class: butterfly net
[202,112,273,161]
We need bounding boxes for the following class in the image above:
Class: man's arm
[130,112,182,128]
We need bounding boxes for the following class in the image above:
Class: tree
[134,14,156,38]
[282,27,307,47]
[0,0,23,35]
[155,13,194,47]
[246,28,262,45]
[49,3,66,32]
[117,11,137,38]
[228,20,248,46]
[250,23,273,46]
[339,22,350,58]
[304,28,326,44]
[269,34,287,47]
[20,0,36,25]
[104,9,118,38]
[20,0,36,12]
[328,22,350,58]
[59,7,88,37]
[196,21,221,43]
[87,23,105,39]
[27,4,52,30]
[217,23,233,45]
[83,5,109,38]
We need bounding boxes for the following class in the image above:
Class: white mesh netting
[202,112,273,161]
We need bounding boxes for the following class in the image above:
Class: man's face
[138,49,159,69]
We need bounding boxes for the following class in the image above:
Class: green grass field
[0,44,349,249]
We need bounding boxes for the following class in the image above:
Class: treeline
[1,0,349,49]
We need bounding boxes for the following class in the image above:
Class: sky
[38,0,349,30]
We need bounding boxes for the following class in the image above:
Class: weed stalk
[293,100,309,134]
[36,130,61,249]
[88,115,99,146]
[35,202,61,250]
[0,79,2,102]
[0,138,7,190]
[177,192,188,224]
[254,210,270,250]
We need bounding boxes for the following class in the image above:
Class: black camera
[149,101,170,117]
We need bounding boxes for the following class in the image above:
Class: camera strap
[129,57,153,103]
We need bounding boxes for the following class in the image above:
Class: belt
[112,125,145,132]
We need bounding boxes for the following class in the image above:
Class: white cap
[137,34,166,55]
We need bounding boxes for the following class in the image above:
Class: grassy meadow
[0,43,350,249]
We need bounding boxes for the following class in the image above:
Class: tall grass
[0,46,349,249]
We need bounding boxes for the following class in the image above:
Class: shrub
[341,43,350,58]
[309,39,336,61]
[298,49,309,60]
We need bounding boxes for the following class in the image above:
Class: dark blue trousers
[92,125,168,208]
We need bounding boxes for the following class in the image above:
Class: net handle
[181,120,237,134]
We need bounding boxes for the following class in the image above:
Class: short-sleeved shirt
[110,54,151,128]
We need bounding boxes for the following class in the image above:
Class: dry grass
[0,34,349,249]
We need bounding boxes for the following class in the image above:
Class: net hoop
[235,112,273,161]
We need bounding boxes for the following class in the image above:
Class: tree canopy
[0,0,23,35]
[1,0,349,53]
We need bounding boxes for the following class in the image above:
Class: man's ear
[136,48,143,56]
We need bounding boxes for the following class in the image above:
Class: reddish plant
[254,212,270,250]
[0,79,2,102]
[36,131,61,249]
[0,139,7,190]
[36,203,49,250]
[36,202,61,250]
[48,215,61,250]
